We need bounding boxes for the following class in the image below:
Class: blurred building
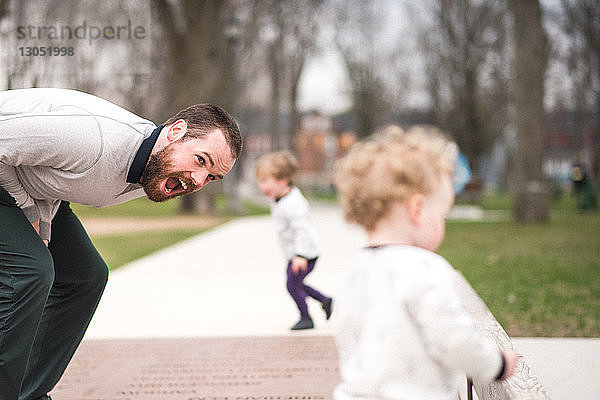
[293,111,336,190]
[237,109,357,196]
[294,111,360,193]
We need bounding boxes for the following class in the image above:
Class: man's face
[140,129,236,202]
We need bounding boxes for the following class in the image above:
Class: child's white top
[270,186,321,260]
[333,245,502,400]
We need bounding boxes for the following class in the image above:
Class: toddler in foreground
[333,126,519,400]
[256,151,333,330]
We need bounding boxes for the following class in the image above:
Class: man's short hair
[164,104,242,159]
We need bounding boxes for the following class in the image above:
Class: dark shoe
[322,297,333,320]
[291,317,314,330]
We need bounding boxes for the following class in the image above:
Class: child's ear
[279,178,291,187]
[406,193,425,225]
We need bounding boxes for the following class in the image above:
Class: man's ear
[166,119,187,143]
[406,193,425,225]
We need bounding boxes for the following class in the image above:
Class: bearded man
[0,87,241,400]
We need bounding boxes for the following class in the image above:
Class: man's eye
[196,155,205,165]
[208,174,216,181]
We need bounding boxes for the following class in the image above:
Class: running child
[256,151,333,330]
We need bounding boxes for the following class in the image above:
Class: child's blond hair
[334,125,457,231]
[255,150,299,185]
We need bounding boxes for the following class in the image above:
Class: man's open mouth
[163,176,189,195]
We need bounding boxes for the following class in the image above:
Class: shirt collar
[275,186,293,202]
[127,125,163,184]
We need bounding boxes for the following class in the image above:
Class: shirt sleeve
[287,200,319,258]
[407,262,503,383]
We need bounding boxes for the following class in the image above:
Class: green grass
[475,191,578,211]
[90,229,209,270]
[73,196,266,271]
[75,192,599,336]
[72,198,216,270]
[439,210,600,337]
[214,195,270,216]
[72,197,182,217]
[72,196,270,218]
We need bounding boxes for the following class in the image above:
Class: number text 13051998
[18,47,75,56]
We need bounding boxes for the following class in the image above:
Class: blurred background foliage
[1,0,598,221]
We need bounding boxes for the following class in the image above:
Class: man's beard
[140,143,193,202]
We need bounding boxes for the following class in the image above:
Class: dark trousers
[0,187,108,400]
[286,258,327,318]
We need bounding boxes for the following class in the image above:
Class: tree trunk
[509,0,549,223]
[153,0,231,214]
[288,59,303,152]
[267,34,284,152]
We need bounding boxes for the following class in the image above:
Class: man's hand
[31,219,49,246]
[291,256,308,274]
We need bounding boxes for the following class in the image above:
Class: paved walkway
[63,204,597,399]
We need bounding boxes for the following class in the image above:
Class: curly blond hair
[334,125,457,231]
[255,150,299,185]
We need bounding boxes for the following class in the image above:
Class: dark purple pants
[286,258,327,318]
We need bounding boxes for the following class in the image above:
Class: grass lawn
[72,196,267,271]
[74,193,599,337]
[439,210,600,337]
[89,229,210,271]
[72,198,215,270]
[72,196,183,218]
[72,195,269,218]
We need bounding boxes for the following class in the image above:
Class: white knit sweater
[270,186,321,260]
[334,245,502,400]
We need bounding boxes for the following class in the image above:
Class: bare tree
[0,0,13,89]
[2,0,152,108]
[415,0,508,171]
[559,0,600,110]
[2,0,244,214]
[509,0,550,223]
[152,0,237,213]
[555,0,600,180]
[243,0,324,151]
[331,0,395,138]
[152,1,233,120]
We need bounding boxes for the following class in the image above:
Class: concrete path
[82,204,599,400]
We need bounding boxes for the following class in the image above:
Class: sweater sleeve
[289,209,311,257]
[0,163,39,221]
[287,199,320,258]
[408,262,503,383]
[0,163,58,240]
[35,199,61,241]
[0,112,102,239]
[0,112,102,171]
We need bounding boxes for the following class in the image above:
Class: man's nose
[190,171,208,189]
